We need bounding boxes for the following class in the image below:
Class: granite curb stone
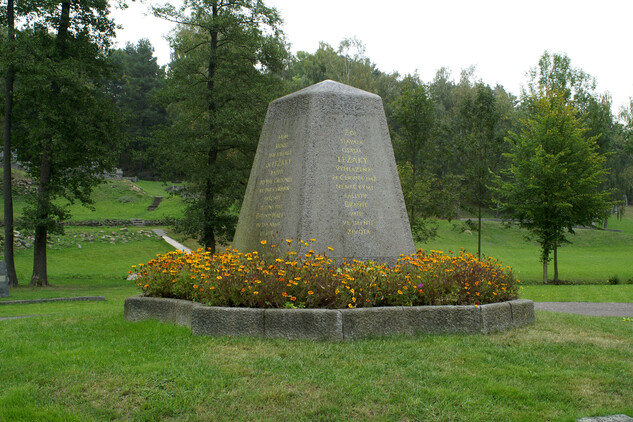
[125,296,534,340]
[481,302,512,333]
[405,305,483,335]
[264,308,343,340]
[340,306,408,339]
[191,306,264,337]
[509,299,536,326]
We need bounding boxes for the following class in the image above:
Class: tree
[494,90,612,283]
[457,82,505,258]
[2,0,19,286]
[108,39,167,178]
[526,51,625,223]
[153,0,289,252]
[10,1,120,286]
[392,75,459,240]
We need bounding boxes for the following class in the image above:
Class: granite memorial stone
[233,80,415,263]
[0,261,9,298]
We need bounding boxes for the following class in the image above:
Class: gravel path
[535,302,633,317]
[152,229,192,253]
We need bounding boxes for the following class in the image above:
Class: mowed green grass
[2,289,632,420]
[0,179,185,222]
[2,228,633,420]
[0,230,173,309]
[417,213,633,284]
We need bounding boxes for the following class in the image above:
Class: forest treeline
[1,0,633,285]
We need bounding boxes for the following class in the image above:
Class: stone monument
[0,261,9,298]
[233,80,414,263]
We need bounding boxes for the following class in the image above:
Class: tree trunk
[31,1,71,286]
[542,259,548,284]
[201,1,219,253]
[553,242,559,284]
[477,201,482,259]
[3,0,19,287]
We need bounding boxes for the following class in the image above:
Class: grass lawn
[417,213,633,284]
[2,228,633,420]
[1,290,632,421]
[520,284,633,303]
[0,178,186,222]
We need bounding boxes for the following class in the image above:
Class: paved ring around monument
[124,296,535,340]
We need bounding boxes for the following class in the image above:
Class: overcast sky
[112,0,633,113]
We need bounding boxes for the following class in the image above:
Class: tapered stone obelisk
[233,80,414,263]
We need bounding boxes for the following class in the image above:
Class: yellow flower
[290,296,297,302]
[253,291,259,295]
[260,240,267,245]
[327,246,334,251]
[397,290,403,295]
[308,291,314,295]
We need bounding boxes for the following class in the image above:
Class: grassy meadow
[1,177,185,222]
[1,178,633,420]
[417,214,633,284]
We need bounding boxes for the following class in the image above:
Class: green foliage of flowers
[133,240,519,309]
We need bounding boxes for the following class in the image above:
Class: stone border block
[509,299,535,327]
[191,306,264,337]
[124,296,179,323]
[404,305,483,335]
[124,296,534,340]
[264,308,343,340]
[340,307,407,339]
[480,302,512,333]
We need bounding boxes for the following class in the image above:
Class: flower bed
[131,240,519,309]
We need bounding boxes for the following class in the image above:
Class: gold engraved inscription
[258,133,293,239]
[334,129,376,235]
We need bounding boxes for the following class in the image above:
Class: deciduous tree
[457,83,505,258]
[494,90,611,283]
[10,0,121,285]
[392,75,459,240]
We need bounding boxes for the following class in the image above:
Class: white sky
[112,0,633,113]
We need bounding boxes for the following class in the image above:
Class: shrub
[132,240,519,309]
[607,275,620,285]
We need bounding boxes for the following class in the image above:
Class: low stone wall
[125,296,535,340]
